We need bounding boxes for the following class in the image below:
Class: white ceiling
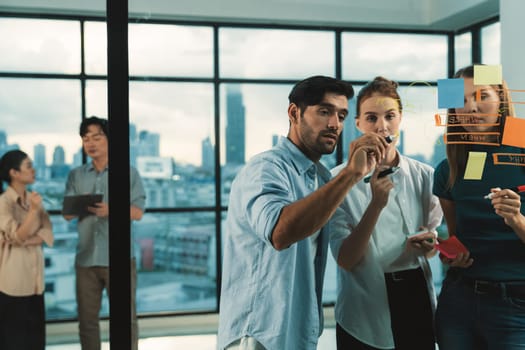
[0,0,499,31]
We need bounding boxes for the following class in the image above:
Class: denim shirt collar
[277,136,331,182]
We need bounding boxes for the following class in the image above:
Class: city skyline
[0,83,449,175]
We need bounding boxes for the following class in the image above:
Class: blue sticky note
[438,78,464,109]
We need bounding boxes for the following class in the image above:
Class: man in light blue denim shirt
[218,76,389,350]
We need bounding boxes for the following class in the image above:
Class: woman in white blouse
[0,150,54,350]
[330,77,443,350]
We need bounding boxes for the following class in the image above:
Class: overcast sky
[0,17,500,165]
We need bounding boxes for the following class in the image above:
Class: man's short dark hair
[80,116,109,139]
[288,75,354,113]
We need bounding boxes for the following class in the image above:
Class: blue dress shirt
[218,136,331,350]
[330,154,442,348]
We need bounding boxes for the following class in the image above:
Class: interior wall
[0,0,498,31]
[501,0,525,117]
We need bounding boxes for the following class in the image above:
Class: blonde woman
[331,76,442,350]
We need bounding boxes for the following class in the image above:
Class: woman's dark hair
[356,76,402,117]
[0,150,28,193]
[80,116,109,139]
[445,65,513,188]
[288,75,354,116]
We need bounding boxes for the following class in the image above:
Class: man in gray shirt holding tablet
[63,116,146,350]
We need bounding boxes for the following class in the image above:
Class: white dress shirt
[330,153,443,349]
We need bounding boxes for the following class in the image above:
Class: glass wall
[342,32,448,81]
[0,13,499,320]
[455,31,472,71]
[219,28,335,79]
[482,22,501,64]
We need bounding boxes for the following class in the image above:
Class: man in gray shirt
[63,116,146,350]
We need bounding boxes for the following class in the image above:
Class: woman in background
[433,65,525,349]
[0,150,54,350]
[330,76,442,349]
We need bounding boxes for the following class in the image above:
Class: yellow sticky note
[464,151,487,180]
[473,65,502,85]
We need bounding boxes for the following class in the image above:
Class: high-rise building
[130,123,138,166]
[201,136,214,172]
[53,145,66,165]
[0,130,19,158]
[129,123,137,142]
[34,143,46,167]
[225,85,245,165]
[0,130,7,147]
[51,145,70,179]
[138,130,160,157]
[33,143,47,179]
[73,147,84,167]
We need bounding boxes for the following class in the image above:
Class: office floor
[46,328,337,349]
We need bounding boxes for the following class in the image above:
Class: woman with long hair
[433,65,525,349]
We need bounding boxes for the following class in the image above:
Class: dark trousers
[436,269,525,350]
[337,323,384,350]
[0,291,45,350]
[337,267,435,350]
[385,267,435,350]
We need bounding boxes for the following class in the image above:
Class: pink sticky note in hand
[436,236,469,259]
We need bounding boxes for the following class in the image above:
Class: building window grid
[0,12,499,320]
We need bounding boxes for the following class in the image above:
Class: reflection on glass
[455,32,472,71]
[44,212,218,319]
[219,28,335,79]
[342,32,447,81]
[481,22,501,65]
[129,23,213,77]
[220,83,291,205]
[0,18,80,74]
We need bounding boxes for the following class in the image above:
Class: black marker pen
[385,135,397,143]
[364,166,400,183]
